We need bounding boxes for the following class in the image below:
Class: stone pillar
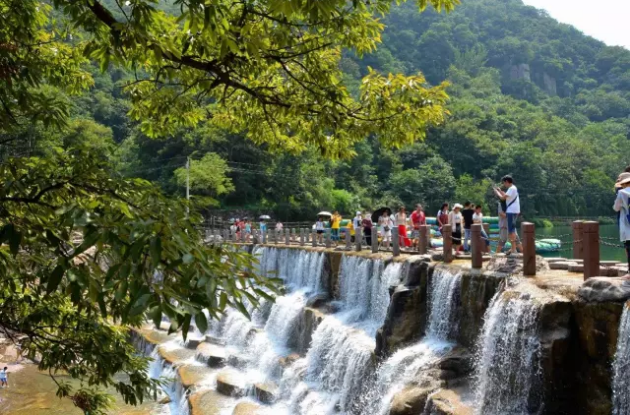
[232,228,237,243]
[325,229,331,248]
[311,231,317,248]
[392,227,399,256]
[355,229,362,251]
[522,222,536,276]
[223,229,229,244]
[305,229,310,244]
[483,223,491,253]
[372,227,379,254]
[583,221,600,280]
[292,228,297,243]
[285,228,290,245]
[345,229,351,250]
[300,229,305,246]
[472,224,483,269]
[419,225,429,254]
[275,230,280,245]
[442,224,453,263]
[252,229,258,245]
[572,221,583,260]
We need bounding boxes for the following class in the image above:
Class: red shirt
[410,210,426,229]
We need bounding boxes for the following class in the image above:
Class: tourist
[353,211,363,244]
[437,203,449,231]
[449,204,464,252]
[613,175,630,276]
[259,219,267,237]
[362,212,373,247]
[331,211,342,242]
[473,204,491,252]
[275,221,283,232]
[244,219,252,242]
[494,175,520,255]
[395,206,408,247]
[379,209,394,249]
[616,172,630,226]
[462,202,474,252]
[346,217,355,243]
[410,204,426,248]
[229,221,237,238]
[496,201,521,254]
[315,217,325,244]
[0,367,7,387]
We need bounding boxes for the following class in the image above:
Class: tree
[174,152,234,206]
[0,150,280,413]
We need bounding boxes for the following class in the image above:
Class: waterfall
[426,268,461,341]
[474,292,541,414]
[613,303,630,415]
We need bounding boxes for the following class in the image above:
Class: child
[315,217,325,244]
[0,367,7,387]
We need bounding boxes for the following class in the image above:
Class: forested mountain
[10,0,630,220]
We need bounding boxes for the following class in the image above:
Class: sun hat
[616,172,630,187]
[356,211,362,215]
[453,203,463,209]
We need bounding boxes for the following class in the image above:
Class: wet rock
[423,389,473,415]
[232,402,262,415]
[157,344,196,365]
[437,347,473,378]
[376,279,429,357]
[401,257,430,286]
[549,261,574,270]
[278,353,300,369]
[196,343,227,368]
[158,396,172,404]
[486,254,548,274]
[178,364,215,388]
[289,307,325,354]
[568,264,584,273]
[389,386,433,415]
[186,337,204,349]
[189,389,231,415]
[306,293,329,309]
[327,251,343,299]
[216,369,245,397]
[456,270,503,348]
[574,300,624,415]
[578,277,630,302]
[205,335,226,346]
[227,354,249,369]
[254,381,278,403]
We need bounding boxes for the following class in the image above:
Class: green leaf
[195,312,208,334]
[219,292,228,310]
[47,265,65,294]
[181,314,192,341]
[149,237,162,267]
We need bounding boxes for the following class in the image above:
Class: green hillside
[7,0,630,219]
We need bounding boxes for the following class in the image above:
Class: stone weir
[131,244,630,415]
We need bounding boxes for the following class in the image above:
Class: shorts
[411,229,420,238]
[452,230,462,246]
[316,230,324,234]
[507,213,518,234]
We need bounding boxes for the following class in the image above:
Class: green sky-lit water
[537,224,627,262]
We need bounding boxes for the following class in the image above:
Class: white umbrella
[318,211,333,217]
[259,215,271,220]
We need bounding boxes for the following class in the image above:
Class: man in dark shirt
[462,201,475,252]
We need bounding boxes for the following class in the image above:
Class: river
[537,224,627,262]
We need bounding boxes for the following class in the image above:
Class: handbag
[384,225,390,232]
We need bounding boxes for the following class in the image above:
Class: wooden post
[372,227,379,254]
[483,223,491,253]
[355,228,362,251]
[232,228,237,243]
[252,229,258,245]
[472,224,483,269]
[285,228,290,245]
[325,229,331,248]
[305,229,310,244]
[300,229,305,246]
[442,224,453,263]
[392,226,400,256]
[419,225,429,254]
[522,222,536,276]
[241,228,246,243]
[583,221,600,280]
[223,229,229,244]
[572,221,584,260]
[311,231,317,248]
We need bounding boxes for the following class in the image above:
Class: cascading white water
[426,268,461,340]
[474,292,541,415]
[612,302,630,415]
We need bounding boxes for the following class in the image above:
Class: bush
[531,218,554,228]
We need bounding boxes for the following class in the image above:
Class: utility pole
[185,157,190,219]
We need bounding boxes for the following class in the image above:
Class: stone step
[216,368,246,397]
[157,344,196,365]
[568,264,584,273]
[232,402,263,415]
[205,335,226,346]
[188,389,231,415]
[186,336,205,350]
[253,381,278,404]
[177,364,216,388]
[549,261,575,270]
[601,260,621,266]
[196,343,227,368]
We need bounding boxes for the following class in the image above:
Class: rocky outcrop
[510,63,531,82]
[376,272,430,357]
[232,402,262,415]
[216,369,245,397]
[327,251,343,299]
[157,344,196,364]
[424,389,473,415]
[290,307,326,354]
[578,277,630,303]
[196,343,227,368]
[254,381,278,403]
[543,73,557,95]
[389,386,434,415]
[189,389,230,415]
[456,269,503,348]
[178,365,215,388]
[574,300,624,415]
[401,257,430,286]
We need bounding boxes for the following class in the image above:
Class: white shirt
[473,212,483,223]
[505,185,520,214]
[276,223,283,231]
[395,213,407,226]
[315,221,325,231]
[614,188,630,242]
[353,216,362,229]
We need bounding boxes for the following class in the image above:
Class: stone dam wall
[132,244,630,415]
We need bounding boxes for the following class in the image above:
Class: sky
[522,0,630,50]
